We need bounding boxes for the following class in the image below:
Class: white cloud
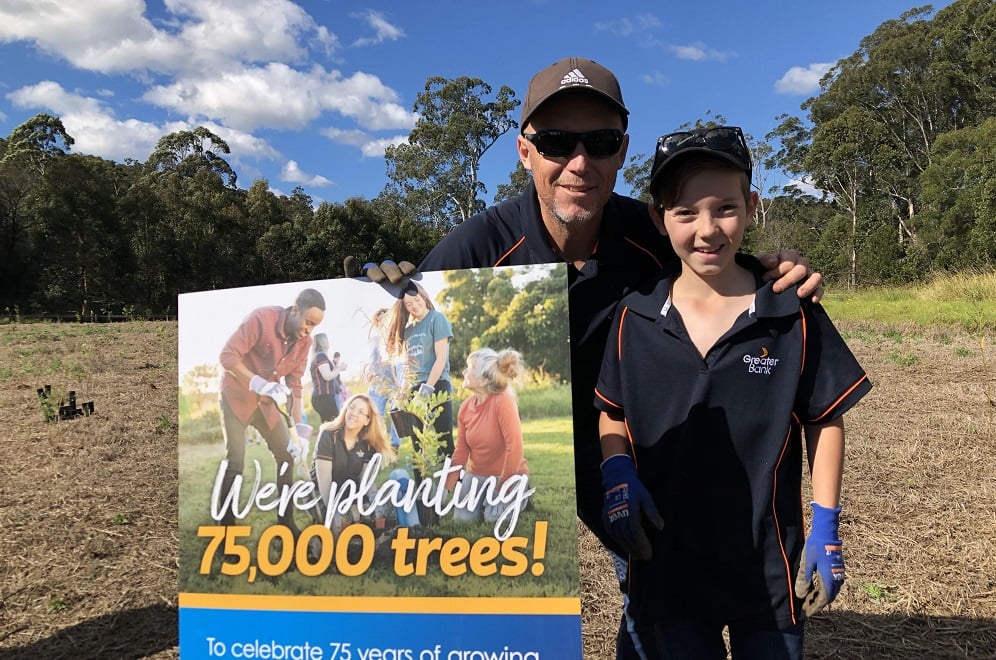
[143,63,417,132]
[350,10,404,47]
[669,42,732,62]
[6,81,283,168]
[200,121,281,162]
[280,160,333,187]
[0,0,336,75]
[0,0,177,73]
[360,135,408,158]
[6,81,165,161]
[321,127,407,158]
[786,177,825,199]
[1,2,420,179]
[640,71,670,88]
[593,14,661,37]
[166,0,334,67]
[320,126,370,147]
[775,63,833,95]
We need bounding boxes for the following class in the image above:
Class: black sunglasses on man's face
[522,129,625,159]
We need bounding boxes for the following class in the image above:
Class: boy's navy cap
[649,148,751,193]
[520,57,628,130]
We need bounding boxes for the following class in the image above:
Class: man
[372,57,821,658]
[217,287,326,534]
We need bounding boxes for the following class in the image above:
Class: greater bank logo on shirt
[743,347,780,375]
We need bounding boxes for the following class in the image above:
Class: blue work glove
[795,502,846,616]
[600,454,664,561]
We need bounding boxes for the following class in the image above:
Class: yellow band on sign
[179,592,581,615]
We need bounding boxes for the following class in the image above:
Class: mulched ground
[0,320,994,659]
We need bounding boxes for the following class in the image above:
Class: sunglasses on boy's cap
[648,126,752,191]
[522,128,625,159]
[520,56,629,130]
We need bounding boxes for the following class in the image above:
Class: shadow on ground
[0,604,177,660]
[805,611,996,659]
[4,608,994,659]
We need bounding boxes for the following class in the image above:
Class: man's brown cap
[520,57,628,131]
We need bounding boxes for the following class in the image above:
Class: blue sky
[0,1,952,205]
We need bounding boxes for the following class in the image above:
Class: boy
[593,126,871,659]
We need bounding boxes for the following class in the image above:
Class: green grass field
[822,270,996,331]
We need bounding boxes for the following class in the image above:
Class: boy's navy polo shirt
[594,265,871,629]
[421,182,673,554]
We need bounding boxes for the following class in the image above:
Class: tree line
[1,0,992,320]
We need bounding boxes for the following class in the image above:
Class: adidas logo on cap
[520,57,628,127]
[560,68,589,87]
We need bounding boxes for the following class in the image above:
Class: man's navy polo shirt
[594,265,871,629]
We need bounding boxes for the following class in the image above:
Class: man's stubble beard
[549,199,600,232]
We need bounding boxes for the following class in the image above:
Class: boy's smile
[662,168,757,280]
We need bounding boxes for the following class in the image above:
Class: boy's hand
[795,502,846,616]
[757,250,824,303]
[600,454,664,561]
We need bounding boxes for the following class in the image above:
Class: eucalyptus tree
[622,152,653,204]
[0,113,74,176]
[384,76,519,229]
[0,114,75,314]
[29,154,134,316]
[138,127,249,303]
[493,161,532,204]
[798,2,995,259]
[919,117,996,268]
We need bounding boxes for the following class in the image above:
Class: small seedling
[48,596,67,613]
[111,513,131,525]
[861,581,896,602]
[37,384,57,422]
[887,350,918,367]
[882,328,903,343]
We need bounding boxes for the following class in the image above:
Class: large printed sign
[178,265,580,659]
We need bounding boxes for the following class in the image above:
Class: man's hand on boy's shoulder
[757,249,824,303]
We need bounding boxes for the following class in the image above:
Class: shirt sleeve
[315,353,334,380]
[593,303,627,417]
[795,302,872,424]
[219,309,263,374]
[313,428,335,463]
[430,310,454,341]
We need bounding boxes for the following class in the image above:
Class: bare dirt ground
[0,320,994,659]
